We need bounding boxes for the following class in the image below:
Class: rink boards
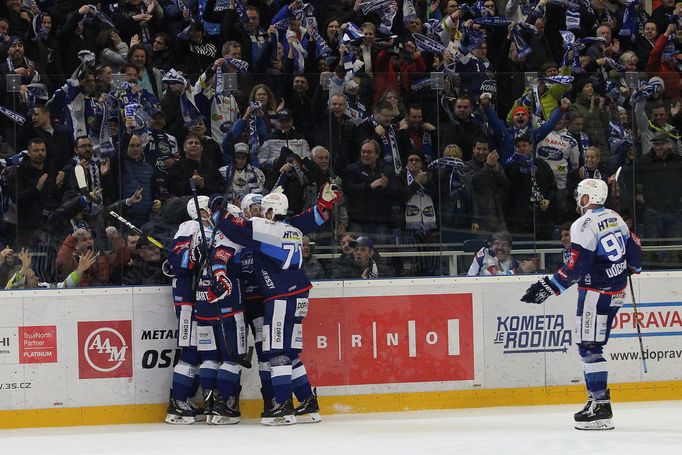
[1,272,681,428]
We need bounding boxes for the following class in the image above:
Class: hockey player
[165,198,206,425]
[238,193,274,413]
[165,197,246,425]
[217,185,340,426]
[521,179,642,430]
[239,192,321,423]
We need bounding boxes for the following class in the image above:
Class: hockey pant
[195,283,247,399]
[262,294,314,405]
[171,302,200,402]
[575,289,625,400]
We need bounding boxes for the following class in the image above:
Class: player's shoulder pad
[174,220,198,238]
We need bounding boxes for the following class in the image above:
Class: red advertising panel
[78,321,133,379]
[302,294,474,386]
[19,326,57,364]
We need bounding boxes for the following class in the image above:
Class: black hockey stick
[628,274,648,373]
[74,164,164,249]
[189,179,252,369]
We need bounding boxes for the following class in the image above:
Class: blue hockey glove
[521,276,559,304]
[189,245,204,269]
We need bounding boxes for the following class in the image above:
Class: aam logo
[78,321,133,379]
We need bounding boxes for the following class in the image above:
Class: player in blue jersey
[202,204,246,425]
[521,179,642,430]
[165,197,208,424]
[239,193,276,415]
[218,185,339,425]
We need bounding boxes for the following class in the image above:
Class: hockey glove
[521,276,560,304]
[188,245,204,269]
[316,183,340,219]
[208,270,232,303]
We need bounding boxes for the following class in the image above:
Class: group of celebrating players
[163,182,339,426]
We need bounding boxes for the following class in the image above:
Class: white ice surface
[2,401,682,455]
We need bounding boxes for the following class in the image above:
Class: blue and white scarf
[403,0,417,24]
[619,0,639,43]
[225,57,249,73]
[427,156,465,194]
[0,106,25,125]
[511,22,539,59]
[369,116,402,174]
[413,33,447,54]
[163,69,203,127]
[473,16,511,27]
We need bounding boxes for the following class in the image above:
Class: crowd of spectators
[1,0,682,288]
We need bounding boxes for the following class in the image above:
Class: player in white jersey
[521,179,642,430]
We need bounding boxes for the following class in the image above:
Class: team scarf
[71,155,101,191]
[378,0,398,35]
[247,101,261,159]
[340,23,365,80]
[473,16,511,27]
[582,165,603,180]
[234,0,249,23]
[633,79,664,102]
[225,57,249,73]
[292,2,330,58]
[560,31,578,70]
[0,105,25,125]
[427,157,465,194]
[68,50,96,82]
[286,30,307,73]
[403,0,417,24]
[360,0,392,15]
[5,56,33,75]
[608,121,633,157]
[512,22,539,59]
[619,0,639,43]
[97,97,116,158]
[538,75,574,85]
[459,27,485,54]
[413,33,447,54]
[504,151,535,173]
[370,116,402,174]
[84,4,116,29]
[26,83,49,110]
[31,3,49,43]
[423,18,443,37]
[163,69,203,127]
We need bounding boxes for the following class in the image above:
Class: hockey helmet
[226,203,243,218]
[261,192,288,219]
[576,178,608,209]
[241,193,263,218]
[187,195,211,220]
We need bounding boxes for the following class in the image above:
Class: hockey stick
[189,179,252,369]
[628,274,648,373]
[74,164,164,249]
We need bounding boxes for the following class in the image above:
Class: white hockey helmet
[226,203,243,218]
[576,178,608,210]
[261,192,288,219]
[187,196,211,220]
[241,193,263,217]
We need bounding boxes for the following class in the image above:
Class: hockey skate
[164,397,196,425]
[206,390,240,425]
[294,389,321,424]
[574,392,614,430]
[260,387,275,417]
[261,399,297,426]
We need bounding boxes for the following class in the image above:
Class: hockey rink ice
[3,401,682,454]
